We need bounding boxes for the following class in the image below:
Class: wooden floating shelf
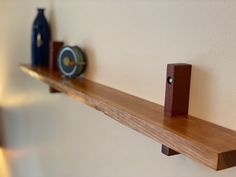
[20,64,236,171]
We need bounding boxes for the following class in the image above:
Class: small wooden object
[162,63,192,156]
[162,145,179,156]
[49,41,64,93]
[164,63,192,116]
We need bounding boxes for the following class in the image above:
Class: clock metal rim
[58,45,86,78]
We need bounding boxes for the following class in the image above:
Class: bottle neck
[37,8,45,15]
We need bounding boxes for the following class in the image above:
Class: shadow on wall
[0,108,11,177]
[82,41,97,80]
[0,107,6,147]
[48,7,98,80]
[189,64,214,121]
[49,7,56,40]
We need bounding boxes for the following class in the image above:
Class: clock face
[58,46,86,78]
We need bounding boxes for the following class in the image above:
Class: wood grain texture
[20,64,236,171]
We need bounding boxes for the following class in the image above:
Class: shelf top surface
[20,64,236,170]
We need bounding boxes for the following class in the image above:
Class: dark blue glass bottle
[31,8,51,66]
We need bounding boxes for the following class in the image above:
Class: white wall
[1,0,236,177]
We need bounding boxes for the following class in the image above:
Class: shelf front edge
[20,64,236,171]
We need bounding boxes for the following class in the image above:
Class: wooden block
[49,87,60,93]
[50,41,64,71]
[161,145,179,156]
[164,63,192,116]
[162,63,192,156]
[49,41,64,93]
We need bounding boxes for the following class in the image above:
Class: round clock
[57,46,86,78]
